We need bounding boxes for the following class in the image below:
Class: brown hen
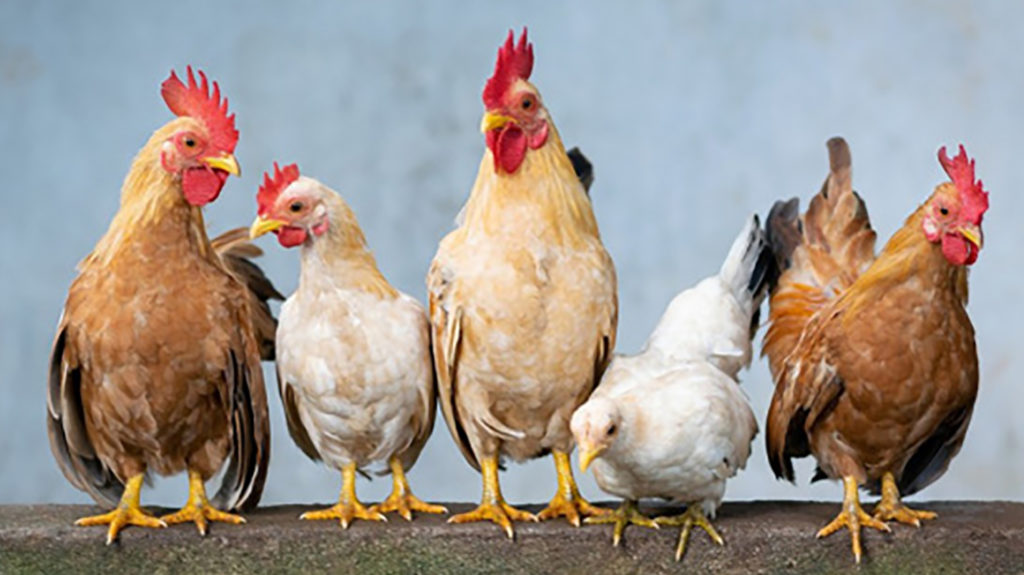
[762,137,988,563]
[47,68,279,544]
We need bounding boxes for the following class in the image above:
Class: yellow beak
[249,215,287,239]
[480,111,515,133]
[201,152,241,177]
[578,444,606,473]
[958,224,983,249]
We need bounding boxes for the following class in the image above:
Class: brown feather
[212,227,283,361]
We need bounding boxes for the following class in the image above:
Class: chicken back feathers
[763,138,985,495]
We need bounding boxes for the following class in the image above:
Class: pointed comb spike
[483,27,535,110]
[256,162,301,216]
[161,66,239,153]
[938,144,989,225]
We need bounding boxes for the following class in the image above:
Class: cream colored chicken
[250,163,444,527]
[428,29,618,538]
[572,216,771,561]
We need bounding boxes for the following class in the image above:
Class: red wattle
[276,226,308,248]
[941,233,977,266]
[489,125,527,173]
[182,168,229,206]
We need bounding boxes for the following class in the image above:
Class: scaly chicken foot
[654,504,724,562]
[872,471,938,527]
[817,475,891,564]
[584,499,658,547]
[301,462,386,528]
[448,455,537,539]
[370,456,448,521]
[537,451,611,526]
[160,468,246,535]
[75,473,166,544]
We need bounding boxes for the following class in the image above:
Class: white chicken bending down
[250,163,445,527]
[571,215,772,561]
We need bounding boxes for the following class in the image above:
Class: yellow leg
[655,504,724,562]
[301,462,386,528]
[584,499,659,547]
[370,456,448,521]
[160,468,246,535]
[817,475,891,564]
[537,450,610,526]
[75,473,166,545]
[873,471,938,527]
[447,455,537,539]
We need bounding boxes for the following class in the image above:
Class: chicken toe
[370,456,447,521]
[301,463,386,528]
[584,499,658,547]
[537,451,610,526]
[872,471,938,527]
[160,469,246,536]
[817,476,890,564]
[75,474,166,544]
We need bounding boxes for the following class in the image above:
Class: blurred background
[2,1,1021,508]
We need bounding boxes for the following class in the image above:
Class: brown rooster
[46,67,279,544]
[427,29,617,538]
[762,137,988,563]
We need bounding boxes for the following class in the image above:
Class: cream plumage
[427,29,617,538]
[250,166,444,526]
[572,215,772,561]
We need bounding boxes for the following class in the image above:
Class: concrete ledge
[1,502,1022,574]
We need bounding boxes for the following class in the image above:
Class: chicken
[572,215,770,561]
[762,137,988,563]
[427,28,618,538]
[249,163,444,527]
[46,67,278,544]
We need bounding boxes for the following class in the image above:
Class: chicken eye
[289,201,304,213]
[184,138,196,148]
[939,207,949,216]
[521,96,534,110]
[607,424,617,435]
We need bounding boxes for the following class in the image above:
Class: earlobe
[159,146,175,174]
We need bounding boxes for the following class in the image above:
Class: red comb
[161,66,239,153]
[938,145,989,225]
[257,162,300,216]
[482,28,534,109]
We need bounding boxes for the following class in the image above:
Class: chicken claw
[584,499,658,547]
[817,476,890,564]
[160,469,246,535]
[75,474,166,544]
[872,471,938,527]
[655,504,724,562]
[537,451,611,526]
[301,462,386,528]
[370,456,448,521]
[447,455,536,538]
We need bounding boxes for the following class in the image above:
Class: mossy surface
[2,502,1022,574]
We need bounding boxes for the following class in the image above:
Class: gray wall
[2,1,1021,507]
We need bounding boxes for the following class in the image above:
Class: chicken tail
[567,146,594,196]
[212,228,284,361]
[718,214,778,337]
[762,137,876,376]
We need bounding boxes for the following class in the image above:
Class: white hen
[250,164,444,527]
[571,215,773,560]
